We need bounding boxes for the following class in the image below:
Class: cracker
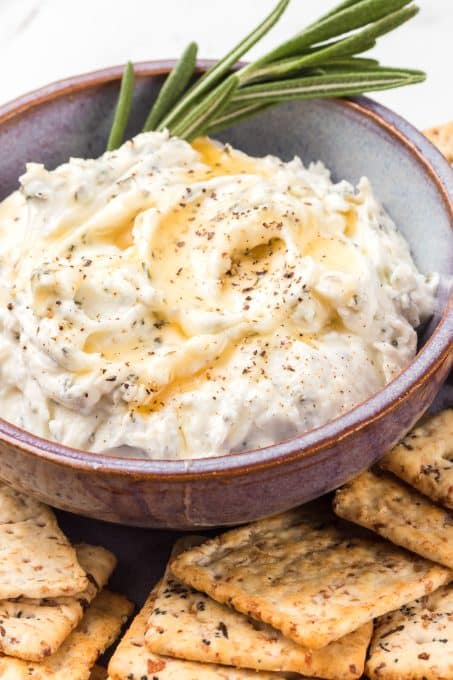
[171,504,451,649]
[424,121,453,162]
[146,536,372,679]
[0,590,132,680]
[108,583,287,680]
[366,583,453,679]
[380,409,453,510]
[0,544,116,661]
[0,483,45,523]
[16,543,117,607]
[0,483,88,599]
[334,468,453,569]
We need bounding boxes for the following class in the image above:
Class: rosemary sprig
[237,3,418,83]
[237,56,380,85]
[142,42,198,132]
[171,76,239,140]
[317,0,371,21]
[206,102,273,136]
[156,0,290,132]
[205,62,423,135]
[107,61,135,151]
[231,69,424,105]
[255,0,414,63]
[107,0,424,148]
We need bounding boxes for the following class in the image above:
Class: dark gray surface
[56,508,217,608]
[57,509,179,606]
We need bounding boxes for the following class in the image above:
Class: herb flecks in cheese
[0,132,436,458]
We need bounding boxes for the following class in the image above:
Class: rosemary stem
[157,0,289,131]
[107,62,135,151]
[106,0,424,148]
[143,42,198,132]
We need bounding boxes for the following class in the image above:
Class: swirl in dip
[0,132,436,458]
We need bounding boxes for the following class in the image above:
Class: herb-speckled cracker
[0,590,132,680]
[0,543,116,661]
[0,483,88,599]
[366,583,453,679]
[16,543,117,607]
[171,504,451,649]
[380,409,453,510]
[109,583,288,680]
[334,469,453,569]
[146,536,372,679]
[0,483,46,523]
[424,121,453,162]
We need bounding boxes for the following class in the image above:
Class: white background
[1,0,451,130]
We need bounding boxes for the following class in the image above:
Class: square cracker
[15,543,117,608]
[334,469,453,569]
[0,543,116,661]
[0,483,88,598]
[146,536,372,680]
[108,583,288,680]
[424,121,453,162]
[380,409,453,510]
[0,590,132,680]
[171,504,451,649]
[366,583,453,679]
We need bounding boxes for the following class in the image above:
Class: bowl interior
[0,64,451,467]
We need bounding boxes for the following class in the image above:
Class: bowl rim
[0,59,452,479]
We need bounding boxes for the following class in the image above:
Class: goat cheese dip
[0,132,436,459]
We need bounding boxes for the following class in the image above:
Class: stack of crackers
[335,408,453,678]
[6,407,449,678]
[108,410,453,680]
[0,482,133,679]
[107,408,453,680]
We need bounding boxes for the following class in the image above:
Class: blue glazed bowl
[0,61,451,528]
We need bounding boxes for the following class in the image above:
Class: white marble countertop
[1,0,451,130]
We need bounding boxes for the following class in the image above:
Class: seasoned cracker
[424,121,453,162]
[380,409,453,509]
[367,583,453,679]
[0,544,116,661]
[0,483,88,599]
[16,543,117,607]
[109,583,287,680]
[171,504,451,649]
[0,483,45,523]
[0,590,132,680]
[0,599,80,663]
[146,536,371,679]
[334,469,453,569]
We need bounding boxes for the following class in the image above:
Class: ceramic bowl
[0,61,451,528]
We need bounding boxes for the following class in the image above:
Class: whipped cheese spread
[0,132,436,458]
